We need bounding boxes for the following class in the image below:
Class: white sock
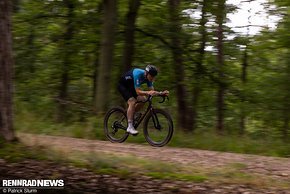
[128,120,133,128]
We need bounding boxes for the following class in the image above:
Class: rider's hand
[147,90,159,96]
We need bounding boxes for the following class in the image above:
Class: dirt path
[11,133,290,193]
[18,133,290,180]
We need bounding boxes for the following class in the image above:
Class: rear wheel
[104,107,129,143]
[143,109,173,147]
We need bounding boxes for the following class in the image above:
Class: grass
[169,130,290,157]
[0,142,50,164]
[14,111,107,140]
[15,110,290,157]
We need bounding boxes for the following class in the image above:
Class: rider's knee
[137,96,146,102]
[127,97,136,106]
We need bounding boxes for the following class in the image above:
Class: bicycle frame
[133,95,164,129]
[114,95,167,132]
[104,94,172,146]
[134,100,151,129]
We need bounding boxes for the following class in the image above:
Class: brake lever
[159,95,169,103]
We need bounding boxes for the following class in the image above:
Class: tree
[95,0,117,113]
[215,0,226,133]
[122,0,141,71]
[282,51,290,141]
[168,0,188,130]
[239,46,248,134]
[239,2,252,135]
[187,0,209,131]
[276,2,290,140]
[57,0,76,122]
[0,0,16,141]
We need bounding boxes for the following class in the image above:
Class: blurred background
[10,0,290,156]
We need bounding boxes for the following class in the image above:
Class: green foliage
[15,102,106,140]
[11,0,290,151]
[0,140,48,162]
[15,110,290,157]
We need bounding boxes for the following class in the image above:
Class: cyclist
[118,65,169,135]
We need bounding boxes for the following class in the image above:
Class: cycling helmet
[145,65,158,77]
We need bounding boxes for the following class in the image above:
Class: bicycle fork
[151,109,161,130]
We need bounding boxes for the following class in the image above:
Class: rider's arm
[136,87,169,96]
[135,88,158,96]
[149,87,169,95]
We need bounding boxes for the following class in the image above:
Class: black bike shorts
[118,82,138,102]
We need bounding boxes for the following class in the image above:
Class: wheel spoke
[104,108,129,143]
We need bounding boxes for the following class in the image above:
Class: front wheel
[104,107,129,143]
[143,109,174,147]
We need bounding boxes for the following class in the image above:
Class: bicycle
[104,94,173,147]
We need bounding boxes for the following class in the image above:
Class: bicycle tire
[143,109,173,147]
[104,107,129,143]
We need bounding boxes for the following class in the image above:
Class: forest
[1,0,290,151]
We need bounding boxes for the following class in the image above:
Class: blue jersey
[132,68,153,88]
[118,68,153,101]
[119,68,153,89]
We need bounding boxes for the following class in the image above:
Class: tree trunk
[282,105,289,142]
[168,0,188,130]
[95,0,117,113]
[187,0,208,131]
[122,0,141,71]
[240,47,248,134]
[92,53,99,111]
[57,0,75,122]
[215,0,226,134]
[12,0,21,13]
[0,0,16,141]
[282,52,290,141]
[27,24,36,74]
[92,1,102,108]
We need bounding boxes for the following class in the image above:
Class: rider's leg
[127,97,136,122]
[126,97,138,135]
[135,96,146,112]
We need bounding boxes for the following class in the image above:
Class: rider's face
[147,73,155,82]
